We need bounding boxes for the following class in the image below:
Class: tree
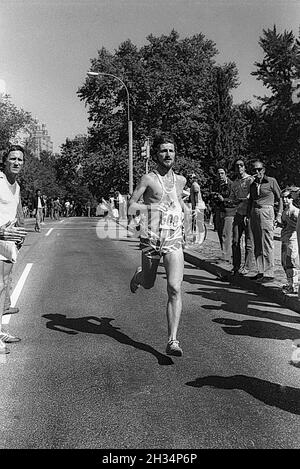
[19,150,63,202]
[55,135,93,202]
[207,64,249,174]
[0,95,35,151]
[249,26,300,185]
[77,30,245,194]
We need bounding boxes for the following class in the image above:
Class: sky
[0,0,299,153]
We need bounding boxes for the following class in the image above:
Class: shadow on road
[186,374,300,415]
[111,238,140,243]
[213,317,300,341]
[184,274,300,325]
[42,314,174,366]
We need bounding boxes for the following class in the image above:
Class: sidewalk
[184,225,300,314]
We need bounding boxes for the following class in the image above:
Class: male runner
[128,132,187,357]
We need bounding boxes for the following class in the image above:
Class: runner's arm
[128,174,152,215]
[178,176,190,212]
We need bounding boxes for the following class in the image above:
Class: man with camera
[211,168,234,262]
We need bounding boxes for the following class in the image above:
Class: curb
[184,250,300,314]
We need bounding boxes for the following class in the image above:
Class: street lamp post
[87,71,133,195]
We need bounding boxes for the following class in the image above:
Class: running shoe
[239,266,250,276]
[130,266,142,293]
[0,331,21,343]
[166,339,183,357]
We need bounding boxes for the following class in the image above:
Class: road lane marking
[45,228,53,237]
[11,263,33,307]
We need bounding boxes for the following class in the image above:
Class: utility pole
[87,71,133,194]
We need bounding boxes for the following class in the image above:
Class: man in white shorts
[128,133,187,357]
[0,145,27,354]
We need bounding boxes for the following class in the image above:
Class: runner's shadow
[213,317,300,340]
[184,277,223,288]
[189,286,300,324]
[42,314,173,366]
[186,374,300,415]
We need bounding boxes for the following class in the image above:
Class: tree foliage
[19,150,63,202]
[0,95,35,151]
[54,135,92,202]
[248,26,300,185]
[77,30,247,194]
[11,26,300,203]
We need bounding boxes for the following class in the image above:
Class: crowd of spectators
[193,158,300,295]
[22,196,98,220]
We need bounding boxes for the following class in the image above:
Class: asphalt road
[1,216,300,449]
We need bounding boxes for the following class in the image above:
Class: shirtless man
[128,132,187,357]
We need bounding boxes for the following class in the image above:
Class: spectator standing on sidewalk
[189,173,206,242]
[278,189,299,293]
[53,197,60,220]
[70,200,75,217]
[213,168,234,262]
[85,199,91,217]
[64,199,70,217]
[32,188,44,232]
[42,194,47,222]
[246,160,282,283]
[117,192,127,219]
[49,197,54,219]
[230,158,254,275]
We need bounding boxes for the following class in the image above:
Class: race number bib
[159,210,182,230]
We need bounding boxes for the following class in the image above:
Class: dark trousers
[232,213,254,271]
[250,206,274,275]
[215,210,225,250]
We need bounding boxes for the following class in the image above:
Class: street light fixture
[87,71,133,194]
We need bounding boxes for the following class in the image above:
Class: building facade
[30,121,53,159]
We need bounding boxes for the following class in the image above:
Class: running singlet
[140,171,183,255]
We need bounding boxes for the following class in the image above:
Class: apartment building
[30,121,53,159]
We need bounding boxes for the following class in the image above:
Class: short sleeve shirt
[0,171,20,226]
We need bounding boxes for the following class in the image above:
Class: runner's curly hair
[152,132,177,162]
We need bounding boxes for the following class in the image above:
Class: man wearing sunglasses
[246,160,282,283]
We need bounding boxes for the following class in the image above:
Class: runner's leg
[137,247,160,289]
[163,248,184,342]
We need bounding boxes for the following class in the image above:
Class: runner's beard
[158,160,174,170]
